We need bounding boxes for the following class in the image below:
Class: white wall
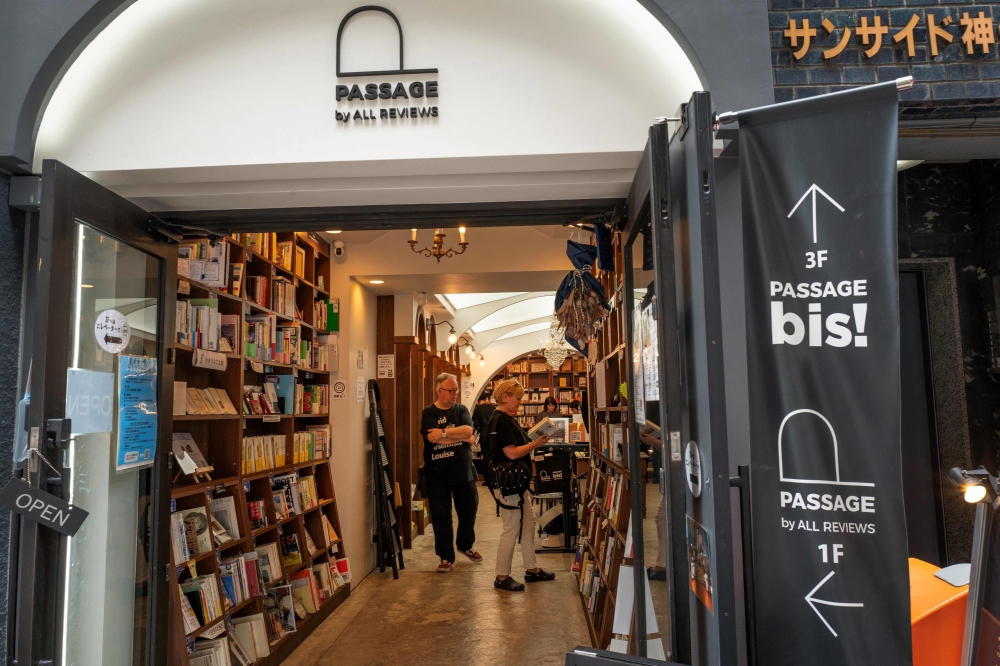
[34,0,701,209]
[328,278,378,579]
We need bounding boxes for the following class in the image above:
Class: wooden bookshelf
[167,232,349,666]
[484,352,587,430]
[575,229,633,651]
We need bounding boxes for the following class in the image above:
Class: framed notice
[116,355,158,471]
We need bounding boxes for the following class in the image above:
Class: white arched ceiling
[434,291,556,352]
[34,0,702,210]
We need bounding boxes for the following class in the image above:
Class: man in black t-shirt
[420,372,481,573]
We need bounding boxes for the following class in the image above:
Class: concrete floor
[283,485,591,666]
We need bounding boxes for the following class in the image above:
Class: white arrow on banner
[804,571,864,637]
[788,184,845,243]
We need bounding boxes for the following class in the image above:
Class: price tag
[186,638,195,653]
[263,414,280,423]
[206,489,213,500]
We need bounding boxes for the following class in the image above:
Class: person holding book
[533,396,559,424]
[420,372,482,573]
[490,379,556,591]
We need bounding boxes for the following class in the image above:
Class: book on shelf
[176,297,220,350]
[230,636,254,666]
[229,263,243,297]
[245,275,269,309]
[178,507,212,556]
[231,614,270,660]
[314,299,329,331]
[179,574,223,627]
[272,473,302,516]
[294,246,306,278]
[254,542,283,584]
[185,387,238,416]
[290,568,322,614]
[272,276,295,317]
[179,593,201,635]
[245,233,276,261]
[209,496,241,542]
[244,313,276,361]
[173,381,187,416]
[312,562,335,599]
[334,557,351,583]
[303,529,319,556]
[295,383,329,414]
[275,323,300,364]
[210,515,236,548]
[263,585,297,641]
[275,241,294,271]
[170,511,192,564]
[247,499,267,530]
[188,636,236,666]
[273,491,291,520]
[178,239,228,289]
[321,516,340,551]
[172,432,214,477]
[220,314,239,353]
[241,434,286,474]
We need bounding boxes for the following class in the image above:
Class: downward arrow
[804,571,864,637]
[788,183,845,244]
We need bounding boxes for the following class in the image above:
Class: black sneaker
[524,568,555,582]
[495,576,525,591]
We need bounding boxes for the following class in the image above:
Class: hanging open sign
[0,478,89,536]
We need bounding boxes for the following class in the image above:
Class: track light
[948,467,997,504]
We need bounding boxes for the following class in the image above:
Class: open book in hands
[527,417,560,441]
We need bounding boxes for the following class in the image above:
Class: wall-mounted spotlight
[948,467,997,504]
[479,354,485,367]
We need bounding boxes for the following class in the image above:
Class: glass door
[13,160,177,666]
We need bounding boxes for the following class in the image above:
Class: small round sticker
[685,439,703,498]
[95,309,131,354]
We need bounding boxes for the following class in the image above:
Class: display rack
[167,232,349,666]
[368,378,404,577]
[575,229,633,651]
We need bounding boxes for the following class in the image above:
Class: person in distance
[534,396,559,424]
[491,379,556,591]
[421,373,482,573]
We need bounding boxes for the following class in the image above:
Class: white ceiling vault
[34,0,701,211]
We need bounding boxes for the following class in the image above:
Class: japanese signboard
[116,355,158,472]
[94,309,130,354]
[784,11,995,61]
[739,83,911,664]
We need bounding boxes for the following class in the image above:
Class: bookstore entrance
[11,88,725,665]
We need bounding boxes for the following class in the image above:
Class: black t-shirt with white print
[421,403,475,485]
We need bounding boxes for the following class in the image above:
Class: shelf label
[206,489,213,499]
[263,414,281,423]
[193,348,227,372]
[170,498,177,512]
[243,480,250,493]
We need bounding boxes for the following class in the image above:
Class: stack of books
[185,386,238,415]
[245,275,268,307]
[272,473,301,519]
[176,297,219,349]
[241,434,286,473]
[292,426,330,462]
[295,383,329,414]
[275,324,300,365]
[244,314,276,361]
[245,233,276,261]
[179,575,224,631]
[272,276,295,316]
[231,614,271,661]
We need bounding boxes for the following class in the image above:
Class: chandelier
[542,317,570,370]
[409,227,468,262]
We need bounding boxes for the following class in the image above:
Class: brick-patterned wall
[770,1,1000,117]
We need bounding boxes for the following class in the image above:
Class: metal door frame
[11,159,177,666]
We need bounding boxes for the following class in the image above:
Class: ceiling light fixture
[409,227,469,262]
[369,279,384,285]
[327,230,342,234]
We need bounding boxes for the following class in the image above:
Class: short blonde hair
[492,379,524,404]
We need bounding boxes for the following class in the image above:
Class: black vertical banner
[740,82,911,665]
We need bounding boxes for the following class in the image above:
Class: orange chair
[910,558,968,666]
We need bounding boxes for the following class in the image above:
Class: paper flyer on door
[117,355,158,471]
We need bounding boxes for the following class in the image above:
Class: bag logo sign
[335,5,439,125]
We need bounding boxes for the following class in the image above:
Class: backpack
[484,410,532,511]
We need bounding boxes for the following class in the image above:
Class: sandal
[494,576,525,591]
[524,568,555,582]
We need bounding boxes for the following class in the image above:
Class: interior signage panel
[739,82,911,665]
